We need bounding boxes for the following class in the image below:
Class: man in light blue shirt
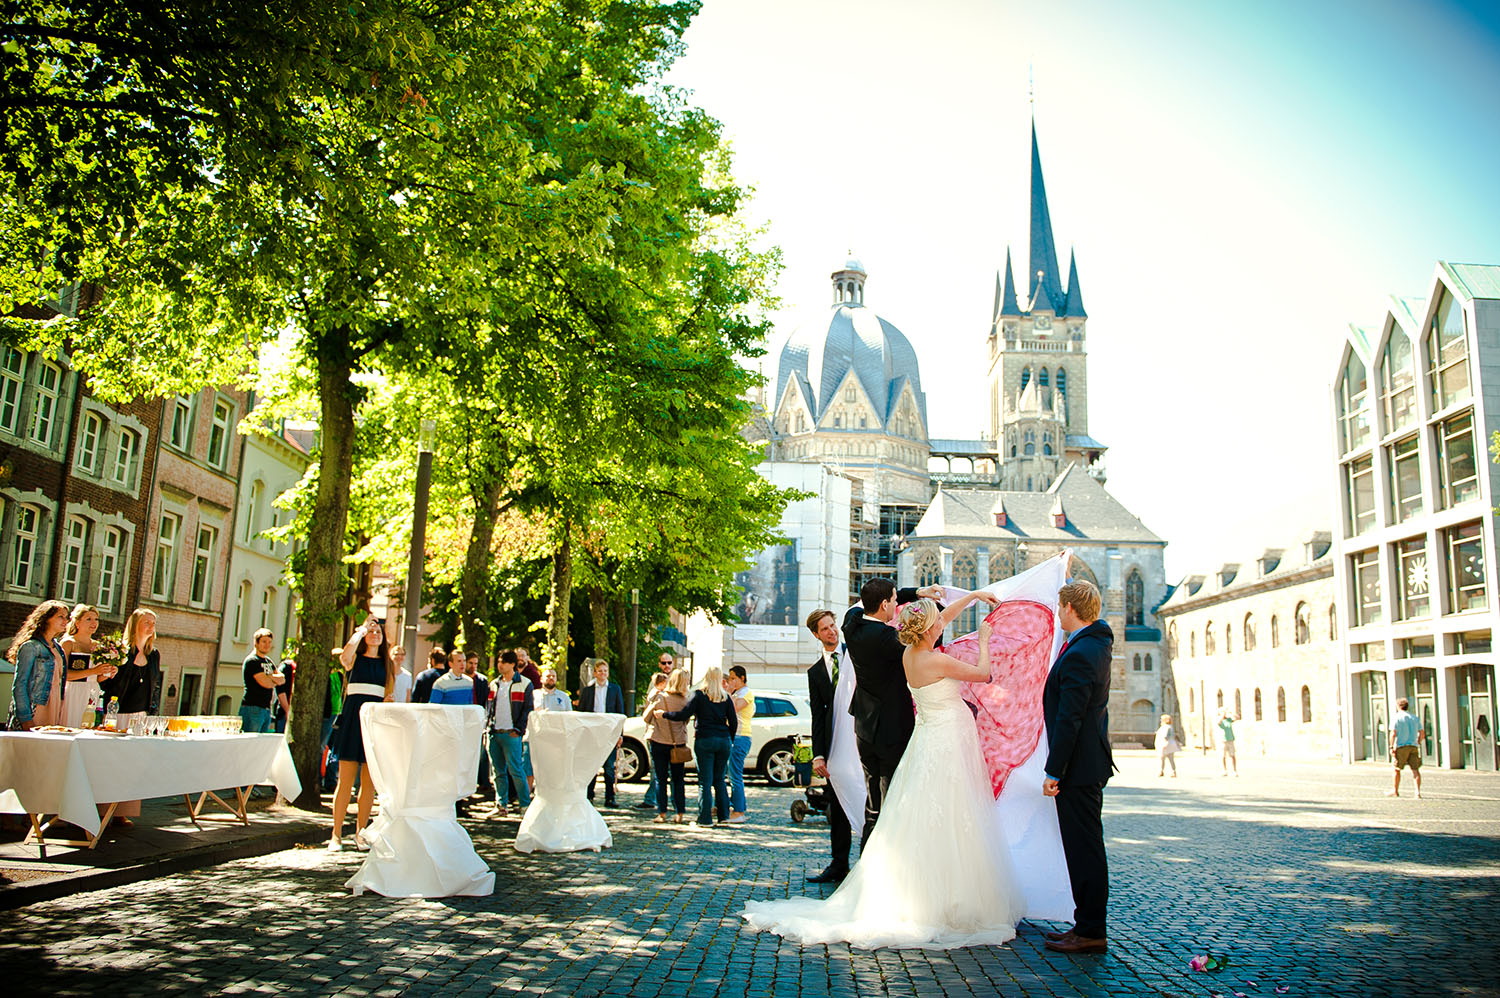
[1388,697,1423,799]
[533,668,572,713]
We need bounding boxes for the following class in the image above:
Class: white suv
[618,691,811,788]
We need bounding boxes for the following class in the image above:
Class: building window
[1270,615,1280,648]
[0,347,24,434]
[1253,688,1263,721]
[1386,434,1422,524]
[1276,686,1287,723]
[1038,368,1049,387]
[151,512,181,600]
[244,481,263,544]
[1328,604,1337,640]
[1224,623,1232,654]
[1345,455,1375,536]
[260,586,274,629]
[1190,632,1197,657]
[29,360,62,445]
[77,411,104,475]
[1426,288,1470,412]
[1380,326,1416,433]
[168,395,193,450]
[952,552,979,634]
[1216,688,1224,709]
[1234,689,1242,718]
[1396,536,1429,619]
[1295,600,1313,644]
[1300,685,1312,723]
[914,549,941,588]
[60,515,89,603]
[112,428,141,487]
[1443,520,1487,613]
[208,399,233,468]
[1125,570,1143,627]
[234,580,251,639]
[189,524,217,607]
[1056,367,1066,401]
[1020,366,1031,391]
[97,527,123,612]
[1188,688,1195,712]
[11,503,41,591]
[1132,653,1142,672]
[1351,550,1382,626]
[1338,351,1370,453]
[1167,622,1178,657]
[1435,410,1478,508]
[843,384,856,403]
[1243,613,1256,651]
[1144,654,1153,672]
[1204,622,1215,656]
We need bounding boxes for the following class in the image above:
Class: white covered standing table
[515,710,625,853]
[345,702,494,898]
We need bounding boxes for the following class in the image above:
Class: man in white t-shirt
[390,644,412,704]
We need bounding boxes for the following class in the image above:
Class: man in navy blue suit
[581,658,626,807]
[1041,578,1115,954]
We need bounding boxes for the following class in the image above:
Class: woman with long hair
[99,607,160,823]
[643,668,691,823]
[59,604,118,728]
[328,615,395,851]
[662,665,738,827]
[6,599,71,730]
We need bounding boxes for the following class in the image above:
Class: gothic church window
[1294,602,1311,645]
[1301,685,1313,723]
[1204,623,1215,656]
[952,552,979,634]
[1020,367,1031,390]
[1038,368,1049,387]
[1277,686,1287,722]
[1056,367,1066,399]
[1253,688,1262,720]
[1270,615,1280,648]
[1125,571,1144,627]
[1243,614,1256,651]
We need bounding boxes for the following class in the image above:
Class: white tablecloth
[345,703,494,898]
[0,731,300,836]
[515,711,625,853]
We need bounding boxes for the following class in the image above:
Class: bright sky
[666,0,1500,578]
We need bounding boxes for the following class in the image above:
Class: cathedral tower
[986,121,1105,490]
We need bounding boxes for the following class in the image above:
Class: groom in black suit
[842,579,941,844]
[1040,578,1115,954]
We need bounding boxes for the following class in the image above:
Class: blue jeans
[695,736,732,826]
[588,747,618,803]
[487,730,530,808]
[650,741,686,814]
[238,704,273,733]
[729,735,751,813]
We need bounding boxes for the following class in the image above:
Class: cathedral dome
[774,262,927,431]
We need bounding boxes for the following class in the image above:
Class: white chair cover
[345,703,494,898]
[515,711,624,853]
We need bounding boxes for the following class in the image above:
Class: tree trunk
[288,330,357,811]
[457,472,504,659]
[588,585,612,663]
[542,526,572,680]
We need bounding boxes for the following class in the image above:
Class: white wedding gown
[741,677,1025,949]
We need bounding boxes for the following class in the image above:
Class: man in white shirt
[533,668,572,713]
[390,645,412,704]
[805,609,850,883]
[582,659,625,807]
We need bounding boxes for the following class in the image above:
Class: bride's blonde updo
[895,598,939,646]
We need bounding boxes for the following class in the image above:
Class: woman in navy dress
[328,616,395,851]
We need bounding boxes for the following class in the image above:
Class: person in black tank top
[328,618,393,852]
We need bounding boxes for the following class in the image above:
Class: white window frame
[189,523,218,607]
[168,395,194,451]
[151,512,181,600]
[244,480,263,544]
[111,427,141,487]
[29,360,62,445]
[60,514,90,603]
[234,579,251,640]
[77,410,104,475]
[207,398,233,469]
[12,502,42,591]
[0,347,24,434]
[260,586,274,630]
[97,527,123,612]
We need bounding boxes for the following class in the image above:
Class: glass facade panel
[1380,326,1416,432]
[1444,521,1487,613]
[1387,434,1422,523]
[1346,456,1375,536]
[1352,549,1382,626]
[1427,289,1471,411]
[1339,352,1370,452]
[1436,410,1478,508]
[1396,536,1429,619]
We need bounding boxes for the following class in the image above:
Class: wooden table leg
[185,793,203,828]
[234,785,250,824]
[25,813,47,860]
[87,803,118,850]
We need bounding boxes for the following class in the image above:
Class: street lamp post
[402,419,436,665]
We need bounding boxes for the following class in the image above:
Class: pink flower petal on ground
[1275,987,1291,994]
[1190,956,1210,971]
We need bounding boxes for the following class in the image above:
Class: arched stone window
[1277,686,1287,722]
[1225,623,1232,654]
[1144,653,1153,672]
[1243,613,1256,652]
[1188,687,1195,712]
[1190,632,1197,657]
[1270,615,1280,648]
[1125,570,1144,626]
[1234,689,1242,718]
[952,551,979,633]
[1216,688,1224,709]
[1204,622,1216,656]
[1295,602,1311,645]
[1253,688,1263,720]
[1300,685,1313,723]
[1167,622,1178,657]
[1056,367,1067,399]
[1133,653,1142,672]
[1328,604,1337,640]
[1038,368,1049,387]
[1020,366,1032,391]
[914,549,941,588]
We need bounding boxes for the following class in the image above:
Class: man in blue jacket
[1041,578,1115,954]
[486,650,534,815]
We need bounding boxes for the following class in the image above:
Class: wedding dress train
[741,677,1025,949]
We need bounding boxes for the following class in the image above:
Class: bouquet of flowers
[92,633,128,677]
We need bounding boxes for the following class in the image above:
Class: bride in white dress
[742,597,1025,949]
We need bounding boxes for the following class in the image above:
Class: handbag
[671,743,692,765]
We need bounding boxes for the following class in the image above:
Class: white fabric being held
[515,711,624,853]
[742,677,1024,949]
[345,703,494,898]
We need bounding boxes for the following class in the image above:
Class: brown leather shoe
[1045,932,1107,954]
[1043,929,1073,942]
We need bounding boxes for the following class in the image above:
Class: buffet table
[0,730,300,857]
[345,703,494,898]
[515,711,625,854]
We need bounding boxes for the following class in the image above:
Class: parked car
[619,691,811,788]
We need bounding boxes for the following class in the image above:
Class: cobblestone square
[1,751,1497,998]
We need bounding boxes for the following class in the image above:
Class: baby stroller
[789,735,830,823]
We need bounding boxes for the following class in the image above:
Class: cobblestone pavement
[1,751,1497,997]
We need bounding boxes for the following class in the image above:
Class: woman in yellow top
[725,665,753,824]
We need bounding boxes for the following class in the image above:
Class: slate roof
[1066,433,1109,451]
[998,249,1022,318]
[1028,121,1065,315]
[775,295,928,430]
[911,464,1163,544]
[1063,250,1087,318]
[1159,530,1333,611]
[929,438,997,454]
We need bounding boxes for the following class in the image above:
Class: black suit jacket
[842,588,919,752]
[807,649,839,760]
[1042,619,1115,786]
[578,681,625,715]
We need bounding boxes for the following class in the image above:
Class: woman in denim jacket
[7,600,71,730]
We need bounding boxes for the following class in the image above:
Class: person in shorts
[1216,709,1238,776]
[1388,697,1423,799]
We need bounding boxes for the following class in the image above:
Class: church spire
[1063,249,1087,318]
[1028,120,1064,314]
[999,248,1022,318]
